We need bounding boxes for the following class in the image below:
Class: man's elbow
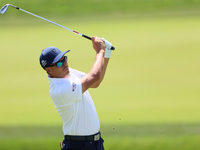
[93,71,101,82]
[91,74,102,88]
[91,80,101,88]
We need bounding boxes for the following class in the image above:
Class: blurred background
[0,0,200,150]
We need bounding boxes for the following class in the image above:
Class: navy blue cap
[39,46,70,69]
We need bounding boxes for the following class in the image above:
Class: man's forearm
[91,50,105,77]
[99,58,109,81]
[81,50,105,93]
[90,57,109,88]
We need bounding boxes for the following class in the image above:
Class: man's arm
[90,38,112,88]
[80,36,105,94]
[90,57,109,88]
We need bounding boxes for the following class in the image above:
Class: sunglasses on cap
[49,56,67,68]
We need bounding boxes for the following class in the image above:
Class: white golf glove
[101,38,112,58]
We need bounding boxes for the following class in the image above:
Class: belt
[65,132,101,141]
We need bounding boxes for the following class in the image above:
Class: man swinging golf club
[39,36,112,150]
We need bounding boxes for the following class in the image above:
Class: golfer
[39,36,112,150]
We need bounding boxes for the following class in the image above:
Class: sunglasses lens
[57,62,63,68]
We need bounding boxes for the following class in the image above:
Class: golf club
[1,4,115,50]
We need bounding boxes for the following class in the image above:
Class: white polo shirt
[47,68,100,136]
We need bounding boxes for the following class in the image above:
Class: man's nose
[63,61,68,66]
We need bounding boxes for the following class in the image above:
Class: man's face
[45,56,69,78]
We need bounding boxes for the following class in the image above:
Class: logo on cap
[41,60,47,67]
[52,49,57,54]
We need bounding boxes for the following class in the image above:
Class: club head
[0,4,10,14]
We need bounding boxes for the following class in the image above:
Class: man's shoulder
[69,68,82,73]
[69,68,85,77]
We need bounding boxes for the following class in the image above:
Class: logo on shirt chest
[72,83,76,91]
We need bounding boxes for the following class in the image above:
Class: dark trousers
[61,137,104,150]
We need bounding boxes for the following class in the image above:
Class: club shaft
[5,4,115,50]
[18,7,83,36]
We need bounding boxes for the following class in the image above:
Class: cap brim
[52,50,70,64]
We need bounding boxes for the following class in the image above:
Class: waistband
[64,132,101,141]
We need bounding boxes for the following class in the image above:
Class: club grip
[82,34,115,50]
[82,34,91,40]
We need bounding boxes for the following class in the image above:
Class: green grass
[1,124,200,150]
[0,11,200,149]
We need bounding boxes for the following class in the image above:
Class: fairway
[0,15,200,150]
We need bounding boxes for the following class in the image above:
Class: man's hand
[92,36,105,53]
[101,38,112,58]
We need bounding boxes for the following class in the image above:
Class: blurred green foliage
[1,0,200,17]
